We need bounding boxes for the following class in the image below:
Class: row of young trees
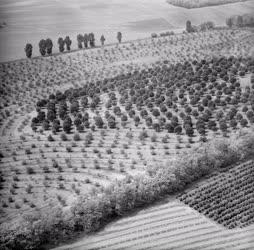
[24,32,123,58]
[226,14,254,28]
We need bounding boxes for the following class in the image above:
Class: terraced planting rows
[54,198,254,250]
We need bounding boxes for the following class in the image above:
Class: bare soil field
[0,0,254,61]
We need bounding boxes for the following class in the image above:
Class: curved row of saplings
[1,129,254,250]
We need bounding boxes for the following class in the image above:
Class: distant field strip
[167,0,248,8]
[55,200,254,250]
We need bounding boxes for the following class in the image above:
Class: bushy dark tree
[74,117,82,128]
[230,119,237,129]
[70,101,79,114]
[152,108,160,117]
[185,124,194,137]
[47,110,56,122]
[100,35,106,46]
[64,36,72,51]
[94,116,104,128]
[153,123,160,132]
[165,123,174,133]
[25,43,33,58]
[63,116,72,133]
[52,119,61,133]
[219,120,228,132]
[42,120,50,130]
[108,116,116,129]
[58,37,65,53]
[45,38,53,55]
[37,111,45,122]
[89,33,95,47]
[240,118,248,127]
[84,34,89,48]
[77,34,84,49]
[174,125,182,135]
[38,39,46,56]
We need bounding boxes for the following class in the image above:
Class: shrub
[25,184,33,194]
[47,134,54,142]
[73,133,81,141]
[26,167,35,175]
[60,132,68,141]
[66,146,72,152]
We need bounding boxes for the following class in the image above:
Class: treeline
[226,14,254,28]
[167,0,247,9]
[1,131,254,250]
[24,32,123,59]
[185,20,215,33]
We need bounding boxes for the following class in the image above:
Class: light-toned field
[54,198,254,250]
[0,0,254,62]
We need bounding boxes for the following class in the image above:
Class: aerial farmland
[0,0,254,249]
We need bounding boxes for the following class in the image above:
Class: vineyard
[0,27,254,249]
[180,160,254,229]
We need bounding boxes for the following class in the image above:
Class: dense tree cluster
[32,56,254,137]
[38,38,53,56]
[226,14,254,28]
[186,20,215,33]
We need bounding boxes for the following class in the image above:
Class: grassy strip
[166,0,247,9]
[1,130,254,250]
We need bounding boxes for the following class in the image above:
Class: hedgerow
[1,130,254,250]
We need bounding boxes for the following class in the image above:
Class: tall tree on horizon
[186,20,192,33]
[57,37,65,53]
[89,33,95,47]
[38,39,46,56]
[100,35,105,46]
[64,36,72,51]
[77,34,84,49]
[25,43,33,58]
[117,32,122,43]
[226,17,233,28]
[45,38,53,55]
[84,33,89,48]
